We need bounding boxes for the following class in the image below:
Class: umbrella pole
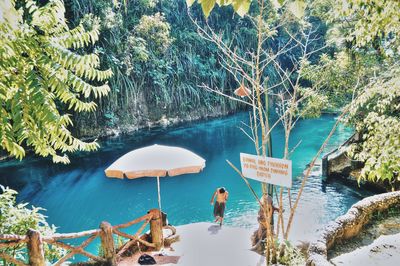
[157,176,162,211]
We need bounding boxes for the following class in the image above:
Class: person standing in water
[210,187,229,226]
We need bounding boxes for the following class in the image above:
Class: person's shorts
[214,202,226,218]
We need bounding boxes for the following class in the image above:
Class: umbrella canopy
[104,144,206,211]
[105,144,206,179]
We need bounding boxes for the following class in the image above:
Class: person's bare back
[216,189,228,203]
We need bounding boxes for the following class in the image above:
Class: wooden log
[117,238,138,256]
[113,219,150,241]
[0,240,25,249]
[137,238,156,248]
[164,235,180,246]
[116,236,156,257]
[148,209,163,250]
[383,223,400,229]
[134,219,151,238]
[113,213,152,230]
[0,252,29,266]
[43,229,99,241]
[53,234,103,266]
[99,221,116,266]
[0,234,27,242]
[163,225,177,237]
[113,229,137,240]
[27,229,45,266]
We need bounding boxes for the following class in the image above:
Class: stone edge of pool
[307,190,400,266]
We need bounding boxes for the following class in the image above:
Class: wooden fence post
[148,209,163,250]
[99,221,116,265]
[27,229,45,266]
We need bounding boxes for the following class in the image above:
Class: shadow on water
[0,112,375,258]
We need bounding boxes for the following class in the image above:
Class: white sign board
[240,153,292,188]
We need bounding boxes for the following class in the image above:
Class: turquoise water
[0,113,373,259]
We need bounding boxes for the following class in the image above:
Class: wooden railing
[0,209,175,266]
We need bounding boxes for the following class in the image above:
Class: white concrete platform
[119,222,265,266]
[331,232,400,266]
[172,222,265,266]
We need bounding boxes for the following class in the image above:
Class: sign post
[240,153,292,188]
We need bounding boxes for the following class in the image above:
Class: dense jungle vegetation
[66,0,250,137]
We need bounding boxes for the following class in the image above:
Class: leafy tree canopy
[347,68,400,186]
[0,0,112,163]
[333,0,400,47]
[303,0,400,186]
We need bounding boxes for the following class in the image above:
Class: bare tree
[189,1,330,264]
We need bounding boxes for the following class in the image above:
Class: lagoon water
[0,112,373,257]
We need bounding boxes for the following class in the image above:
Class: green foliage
[0,186,65,263]
[0,0,112,163]
[296,86,329,118]
[135,13,172,54]
[302,0,400,186]
[311,0,400,51]
[65,0,243,136]
[334,0,400,47]
[301,51,381,111]
[347,68,400,186]
[277,241,306,265]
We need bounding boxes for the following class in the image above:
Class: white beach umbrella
[104,144,206,210]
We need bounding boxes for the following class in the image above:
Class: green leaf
[232,0,251,17]
[188,0,252,16]
[216,0,232,6]
[271,0,282,9]
[200,0,217,17]
[288,0,306,19]
[186,0,196,7]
